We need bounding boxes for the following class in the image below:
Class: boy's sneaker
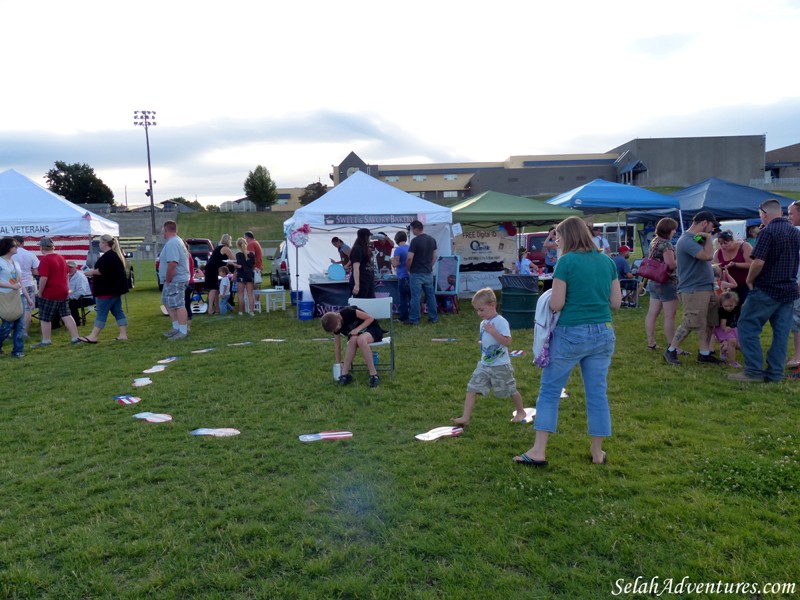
[11,353,24,358]
[32,341,52,348]
[663,348,680,365]
[168,332,188,341]
[697,352,724,364]
[368,375,380,388]
[163,329,180,338]
[70,337,81,344]
[337,373,353,386]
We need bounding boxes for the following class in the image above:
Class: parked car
[521,231,550,269]
[85,238,135,289]
[155,237,213,290]
[270,241,291,288]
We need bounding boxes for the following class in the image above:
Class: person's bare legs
[516,430,550,463]
[207,289,219,314]
[510,391,525,422]
[451,391,478,425]
[117,324,128,340]
[356,334,378,376]
[40,320,52,343]
[662,299,677,346]
[645,298,663,347]
[342,336,359,375]
[246,282,255,315]
[590,436,606,464]
[790,331,800,365]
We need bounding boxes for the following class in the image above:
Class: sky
[2,0,800,207]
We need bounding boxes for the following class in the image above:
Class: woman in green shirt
[514,216,621,467]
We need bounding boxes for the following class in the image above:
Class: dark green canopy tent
[451,190,579,226]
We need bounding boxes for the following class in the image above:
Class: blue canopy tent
[546,179,681,214]
[627,178,795,226]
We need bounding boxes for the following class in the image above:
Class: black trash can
[499,275,538,330]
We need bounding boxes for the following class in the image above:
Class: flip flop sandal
[78,336,97,344]
[513,453,548,467]
[647,343,659,350]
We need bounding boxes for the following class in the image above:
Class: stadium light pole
[133,110,157,236]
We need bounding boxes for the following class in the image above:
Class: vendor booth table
[308,275,401,317]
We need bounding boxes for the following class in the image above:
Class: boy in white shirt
[218,266,233,314]
[451,288,526,425]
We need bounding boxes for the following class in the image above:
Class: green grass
[2,283,799,598]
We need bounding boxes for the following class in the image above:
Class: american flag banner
[21,235,91,268]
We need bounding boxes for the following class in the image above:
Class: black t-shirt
[337,305,384,342]
[348,244,375,297]
[408,233,437,273]
[719,305,740,328]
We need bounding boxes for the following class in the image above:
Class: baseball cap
[618,245,632,253]
[66,260,78,269]
[692,211,720,229]
[38,236,54,247]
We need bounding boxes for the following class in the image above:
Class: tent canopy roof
[450,190,579,225]
[286,171,451,228]
[0,168,119,237]
[545,178,680,214]
[627,177,796,223]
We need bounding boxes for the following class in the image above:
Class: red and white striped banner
[20,235,91,268]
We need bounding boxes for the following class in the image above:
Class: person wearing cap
[612,245,637,307]
[663,211,724,366]
[66,260,92,325]
[159,221,191,340]
[244,231,263,287]
[591,225,611,255]
[33,237,81,347]
[730,199,800,382]
[713,229,753,306]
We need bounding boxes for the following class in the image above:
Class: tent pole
[296,245,300,319]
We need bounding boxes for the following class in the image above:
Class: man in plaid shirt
[730,199,800,382]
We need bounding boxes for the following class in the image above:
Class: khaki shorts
[467,363,517,398]
[678,290,719,330]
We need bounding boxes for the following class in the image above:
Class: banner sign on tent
[323,213,418,226]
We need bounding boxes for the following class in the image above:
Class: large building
[331,135,769,201]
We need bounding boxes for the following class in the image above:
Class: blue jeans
[409,272,437,323]
[397,276,410,322]
[737,288,793,382]
[93,296,128,329]
[533,323,616,437]
[0,316,25,355]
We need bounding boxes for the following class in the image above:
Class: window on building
[412,175,427,182]
[443,191,458,199]
[409,192,422,197]
[444,174,458,181]
[384,176,400,182]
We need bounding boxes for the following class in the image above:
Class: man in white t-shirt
[12,235,39,336]
[591,226,611,255]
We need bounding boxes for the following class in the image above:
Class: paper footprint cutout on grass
[133,412,173,423]
[298,430,353,442]
[157,356,180,364]
[190,428,240,437]
[227,341,253,347]
[191,348,216,354]
[143,365,167,374]
[132,378,153,387]
[509,350,526,357]
[415,426,464,441]
[511,408,536,423]
[114,394,142,405]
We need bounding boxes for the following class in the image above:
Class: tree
[243,165,277,211]
[299,181,328,205]
[164,197,206,212]
[45,161,115,205]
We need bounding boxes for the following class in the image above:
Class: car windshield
[189,243,210,254]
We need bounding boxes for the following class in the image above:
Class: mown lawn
[1,274,798,599]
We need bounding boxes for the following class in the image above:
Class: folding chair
[77,296,95,325]
[347,296,395,381]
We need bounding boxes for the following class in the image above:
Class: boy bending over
[452,288,526,425]
[321,305,385,388]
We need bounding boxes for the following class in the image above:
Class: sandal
[647,343,659,350]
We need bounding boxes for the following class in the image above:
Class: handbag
[0,291,23,322]
[637,242,670,284]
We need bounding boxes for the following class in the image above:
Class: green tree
[243,165,277,211]
[164,197,206,212]
[45,161,114,205]
[299,181,328,205]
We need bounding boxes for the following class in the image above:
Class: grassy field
[1,272,799,598]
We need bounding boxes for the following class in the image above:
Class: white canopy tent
[0,168,120,265]
[283,171,453,296]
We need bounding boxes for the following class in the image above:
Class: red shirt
[38,253,70,301]
[247,240,263,271]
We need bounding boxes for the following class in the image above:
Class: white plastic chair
[347,296,395,380]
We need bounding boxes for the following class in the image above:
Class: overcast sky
[2,0,799,206]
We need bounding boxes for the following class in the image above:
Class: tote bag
[0,291,23,322]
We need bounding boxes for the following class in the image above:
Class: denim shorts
[647,281,678,302]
